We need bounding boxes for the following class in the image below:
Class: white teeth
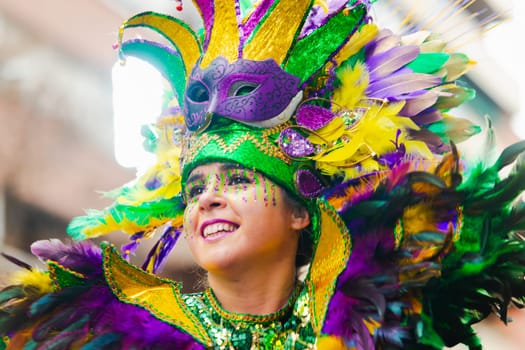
[203,223,237,237]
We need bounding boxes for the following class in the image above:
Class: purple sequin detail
[296,104,335,130]
[296,169,325,197]
[279,128,315,158]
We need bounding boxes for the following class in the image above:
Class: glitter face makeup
[183,162,304,274]
[183,163,273,205]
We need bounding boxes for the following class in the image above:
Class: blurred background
[0,0,523,348]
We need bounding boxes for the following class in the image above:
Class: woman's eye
[227,174,252,186]
[186,185,205,200]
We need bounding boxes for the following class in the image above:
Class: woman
[1,0,525,349]
[184,162,309,315]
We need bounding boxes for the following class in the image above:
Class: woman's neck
[207,264,297,315]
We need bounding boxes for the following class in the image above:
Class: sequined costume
[1,1,525,349]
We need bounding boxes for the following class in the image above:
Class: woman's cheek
[183,203,198,239]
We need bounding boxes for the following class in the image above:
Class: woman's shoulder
[0,239,209,349]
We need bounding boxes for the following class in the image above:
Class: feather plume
[434,85,476,111]
[367,72,441,99]
[367,45,420,80]
[6,270,52,295]
[30,240,101,276]
[333,23,379,66]
[366,29,401,56]
[1,253,32,271]
[398,90,439,117]
[333,62,369,110]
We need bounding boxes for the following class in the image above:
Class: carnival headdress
[68,0,478,269]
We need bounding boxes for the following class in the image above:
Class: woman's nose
[197,187,227,211]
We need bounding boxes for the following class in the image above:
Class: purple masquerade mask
[183,57,302,131]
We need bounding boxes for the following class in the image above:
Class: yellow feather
[311,95,435,178]
[308,116,346,144]
[9,270,53,294]
[333,23,379,66]
[333,62,369,110]
[418,33,447,53]
[400,30,431,46]
[438,53,474,81]
[316,335,354,350]
[81,215,176,237]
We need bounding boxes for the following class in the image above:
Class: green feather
[406,52,450,74]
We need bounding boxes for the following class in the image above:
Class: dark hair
[281,190,313,268]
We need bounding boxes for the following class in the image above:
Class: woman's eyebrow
[186,172,204,184]
[219,163,244,173]
[187,163,246,183]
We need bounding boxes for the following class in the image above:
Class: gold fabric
[307,201,351,332]
[103,244,212,346]
[201,0,240,67]
[243,0,312,64]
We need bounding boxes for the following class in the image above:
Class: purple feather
[410,108,443,126]
[76,285,203,349]
[396,90,439,117]
[39,279,201,348]
[1,252,32,270]
[142,225,182,274]
[408,129,450,154]
[365,29,400,57]
[121,231,146,260]
[367,73,441,99]
[367,45,419,81]
[30,239,102,277]
[323,291,376,349]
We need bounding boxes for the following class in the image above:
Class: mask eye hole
[229,81,259,97]
[187,82,209,103]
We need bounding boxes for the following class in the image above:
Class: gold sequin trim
[182,124,291,167]
[454,205,464,242]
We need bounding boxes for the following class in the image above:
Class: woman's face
[183,162,309,274]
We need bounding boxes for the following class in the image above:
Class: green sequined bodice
[183,285,316,349]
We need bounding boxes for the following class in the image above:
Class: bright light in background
[112,57,164,171]
[508,1,525,139]
[484,0,525,139]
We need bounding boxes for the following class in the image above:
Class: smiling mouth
[202,222,239,239]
